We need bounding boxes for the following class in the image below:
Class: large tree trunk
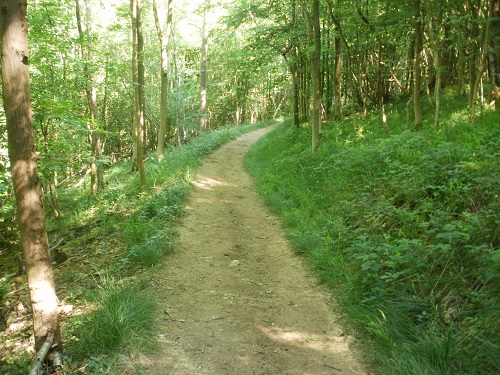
[413,0,423,130]
[131,0,146,185]
[199,0,209,129]
[153,0,173,162]
[0,0,61,359]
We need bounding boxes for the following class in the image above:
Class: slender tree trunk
[471,0,492,123]
[0,0,61,359]
[425,0,444,130]
[131,0,138,172]
[312,0,321,148]
[491,0,500,111]
[76,0,103,193]
[153,0,173,162]
[290,0,300,127]
[199,0,209,129]
[131,0,145,185]
[413,0,423,130]
[287,49,301,127]
[332,1,342,120]
[303,0,320,150]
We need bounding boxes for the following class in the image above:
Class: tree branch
[29,332,55,375]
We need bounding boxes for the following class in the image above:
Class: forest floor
[134,127,372,374]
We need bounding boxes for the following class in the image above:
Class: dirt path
[139,127,369,374]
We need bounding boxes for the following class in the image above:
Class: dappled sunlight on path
[258,325,353,355]
[191,175,239,190]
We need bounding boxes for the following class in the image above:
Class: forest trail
[137,127,370,374]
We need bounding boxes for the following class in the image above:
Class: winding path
[140,127,369,374]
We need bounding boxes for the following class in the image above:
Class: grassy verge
[245,95,499,374]
[0,121,273,374]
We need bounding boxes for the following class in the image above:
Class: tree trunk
[199,0,209,129]
[332,1,342,120]
[311,0,321,149]
[131,0,145,185]
[489,0,499,111]
[290,0,300,127]
[0,0,61,358]
[413,0,423,130]
[471,0,492,123]
[76,0,103,193]
[153,0,173,162]
[303,0,320,150]
[425,0,444,130]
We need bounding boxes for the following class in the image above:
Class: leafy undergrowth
[0,121,273,374]
[245,95,499,374]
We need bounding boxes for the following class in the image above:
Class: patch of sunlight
[257,325,351,354]
[356,126,365,138]
[192,175,238,190]
[449,108,470,125]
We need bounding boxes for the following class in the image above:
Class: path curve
[139,127,369,374]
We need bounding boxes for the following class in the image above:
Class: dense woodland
[0,0,499,373]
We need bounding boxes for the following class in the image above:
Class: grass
[0,120,274,374]
[245,93,499,374]
[68,277,154,359]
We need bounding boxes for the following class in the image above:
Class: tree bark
[413,0,423,130]
[153,0,173,162]
[330,0,342,120]
[131,0,146,185]
[76,0,103,193]
[199,0,209,129]
[311,0,321,149]
[489,0,499,111]
[303,0,320,150]
[471,0,492,123]
[0,0,61,357]
[425,0,444,130]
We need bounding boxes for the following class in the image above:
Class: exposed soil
[137,127,371,374]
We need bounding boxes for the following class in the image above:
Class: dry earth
[137,127,371,374]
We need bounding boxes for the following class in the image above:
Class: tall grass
[245,96,499,374]
[66,277,154,374]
